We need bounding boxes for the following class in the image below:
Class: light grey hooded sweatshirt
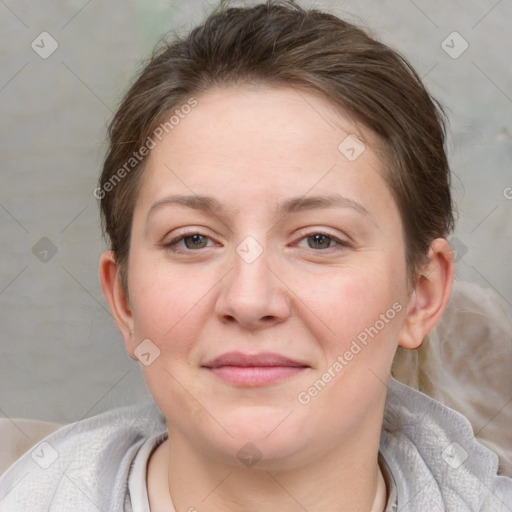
[0,376,511,511]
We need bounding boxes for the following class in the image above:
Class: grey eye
[182,234,209,249]
[307,234,334,249]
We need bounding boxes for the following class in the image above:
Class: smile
[202,351,310,386]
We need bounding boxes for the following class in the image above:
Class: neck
[148,418,387,512]
[185,451,382,511]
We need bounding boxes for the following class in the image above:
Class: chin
[207,432,311,471]
[205,411,312,463]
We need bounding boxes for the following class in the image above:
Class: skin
[100,84,454,511]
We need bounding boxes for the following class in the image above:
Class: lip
[202,351,310,386]
[203,351,308,368]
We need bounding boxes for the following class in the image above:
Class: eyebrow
[146,193,373,222]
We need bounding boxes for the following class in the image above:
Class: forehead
[135,84,395,223]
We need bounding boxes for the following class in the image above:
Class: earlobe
[98,250,137,359]
[398,238,455,350]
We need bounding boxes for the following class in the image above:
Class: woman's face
[119,85,416,468]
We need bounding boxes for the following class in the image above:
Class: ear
[398,238,455,350]
[99,250,137,360]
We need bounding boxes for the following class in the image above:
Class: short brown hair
[98,0,454,293]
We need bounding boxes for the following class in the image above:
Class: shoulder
[380,376,512,511]
[0,401,166,512]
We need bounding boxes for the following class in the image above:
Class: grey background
[1,0,511,423]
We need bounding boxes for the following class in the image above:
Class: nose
[215,241,291,330]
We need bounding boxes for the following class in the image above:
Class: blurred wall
[1,0,511,423]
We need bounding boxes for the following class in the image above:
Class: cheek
[306,258,407,349]
[127,268,214,420]
[297,265,406,427]
[127,260,211,358]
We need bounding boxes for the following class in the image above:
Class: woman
[1,1,510,510]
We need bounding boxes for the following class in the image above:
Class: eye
[163,230,350,254]
[295,231,349,251]
[163,232,215,252]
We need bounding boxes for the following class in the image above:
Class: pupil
[310,234,330,249]
[186,234,205,249]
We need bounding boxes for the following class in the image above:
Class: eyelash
[163,230,351,254]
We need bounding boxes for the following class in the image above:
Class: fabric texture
[0,418,62,476]
[128,433,167,512]
[0,377,510,511]
[392,280,512,476]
